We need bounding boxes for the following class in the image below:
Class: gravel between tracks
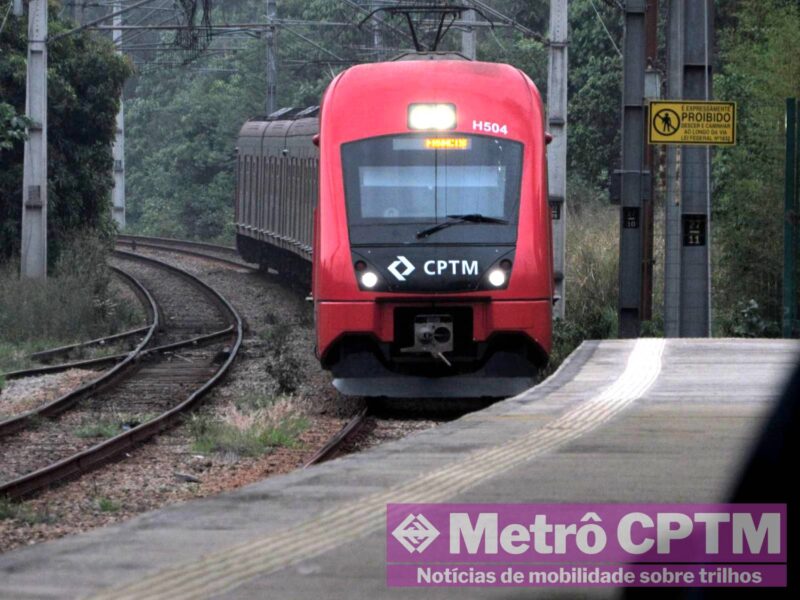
[0,249,366,553]
[0,370,99,420]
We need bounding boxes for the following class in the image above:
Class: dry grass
[546,179,621,373]
[0,232,142,372]
[189,397,308,458]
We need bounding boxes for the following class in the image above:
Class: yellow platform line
[92,338,664,600]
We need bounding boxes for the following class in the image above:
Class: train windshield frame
[341,134,523,246]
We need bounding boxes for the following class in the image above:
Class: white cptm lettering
[424,260,479,276]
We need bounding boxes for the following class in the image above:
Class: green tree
[0,5,132,263]
[0,102,30,153]
[714,0,800,335]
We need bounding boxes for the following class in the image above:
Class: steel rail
[0,267,160,438]
[0,252,243,500]
[28,325,151,363]
[115,234,256,271]
[2,326,235,381]
[302,407,369,468]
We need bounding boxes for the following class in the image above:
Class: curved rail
[0,267,159,438]
[2,327,235,381]
[116,234,256,271]
[0,252,243,500]
[28,325,151,363]
[303,407,369,468]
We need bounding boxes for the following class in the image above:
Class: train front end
[313,59,552,398]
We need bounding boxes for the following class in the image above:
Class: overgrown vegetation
[0,233,141,372]
[713,0,800,335]
[260,322,303,395]
[74,420,122,440]
[0,5,132,264]
[74,412,155,439]
[95,497,121,513]
[0,497,55,525]
[124,1,622,243]
[546,178,620,372]
[189,402,307,457]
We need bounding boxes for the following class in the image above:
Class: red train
[236,56,553,398]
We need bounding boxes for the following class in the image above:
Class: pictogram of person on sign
[654,108,680,136]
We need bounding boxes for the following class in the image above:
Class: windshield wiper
[416,214,509,239]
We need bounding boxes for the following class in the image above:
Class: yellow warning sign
[648,101,736,145]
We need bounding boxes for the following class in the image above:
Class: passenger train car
[236,55,553,398]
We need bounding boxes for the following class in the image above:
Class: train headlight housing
[482,257,513,290]
[408,103,456,131]
[488,269,507,288]
[360,271,379,289]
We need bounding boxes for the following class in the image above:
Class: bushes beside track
[0,233,142,372]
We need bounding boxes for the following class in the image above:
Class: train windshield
[342,134,523,245]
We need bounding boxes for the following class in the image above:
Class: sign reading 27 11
[648,101,736,146]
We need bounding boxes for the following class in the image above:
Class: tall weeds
[0,232,140,350]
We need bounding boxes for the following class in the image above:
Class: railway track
[1,268,158,381]
[113,238,414,470]
[2,237,251,381]
[116,234,256,271]
[303,407,369,467]
[0,251,243,500]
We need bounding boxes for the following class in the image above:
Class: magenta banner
[386,503,787,588]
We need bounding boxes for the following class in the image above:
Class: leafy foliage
[0,231,142,347]
[125,0,624,240]
[0,102,31,153]
[713,0,800,335]
[0,6,132,263]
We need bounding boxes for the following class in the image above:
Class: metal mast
[20,0,48,279]
[111,1,126,228]
[678,0,714,336]
[663,0,683,336]
[265,0,277,115]
[547,0,568,319]
[663,0,714,337]
[617,0,647,337]
[461,7,476,59]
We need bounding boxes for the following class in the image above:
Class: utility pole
[678,0,713,336]
[663,0,683,337]
[461,8,476,59]
[617,0,647,337]
[12,0,23,17]
[641,0,657,322]
[370,0,382,60]
[21,0,48,279]
[547,0,568,320]
[664,0,714,337]
[111,2,126,228]
[265,0,277,115]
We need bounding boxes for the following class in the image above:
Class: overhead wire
[588,0,621,57]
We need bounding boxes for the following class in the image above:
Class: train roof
[334,58,537,93]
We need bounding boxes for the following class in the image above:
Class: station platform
[1,338,797,599]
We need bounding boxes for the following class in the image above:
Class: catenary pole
[20,0,48,279]
[678,0,713,336]
[617,0,646,337]
[265,0,277,115]
[112,1,126,228]
[547,0,568,319]
[461,8,476,59]
[663,0,683,336]
[640,0,657,321]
